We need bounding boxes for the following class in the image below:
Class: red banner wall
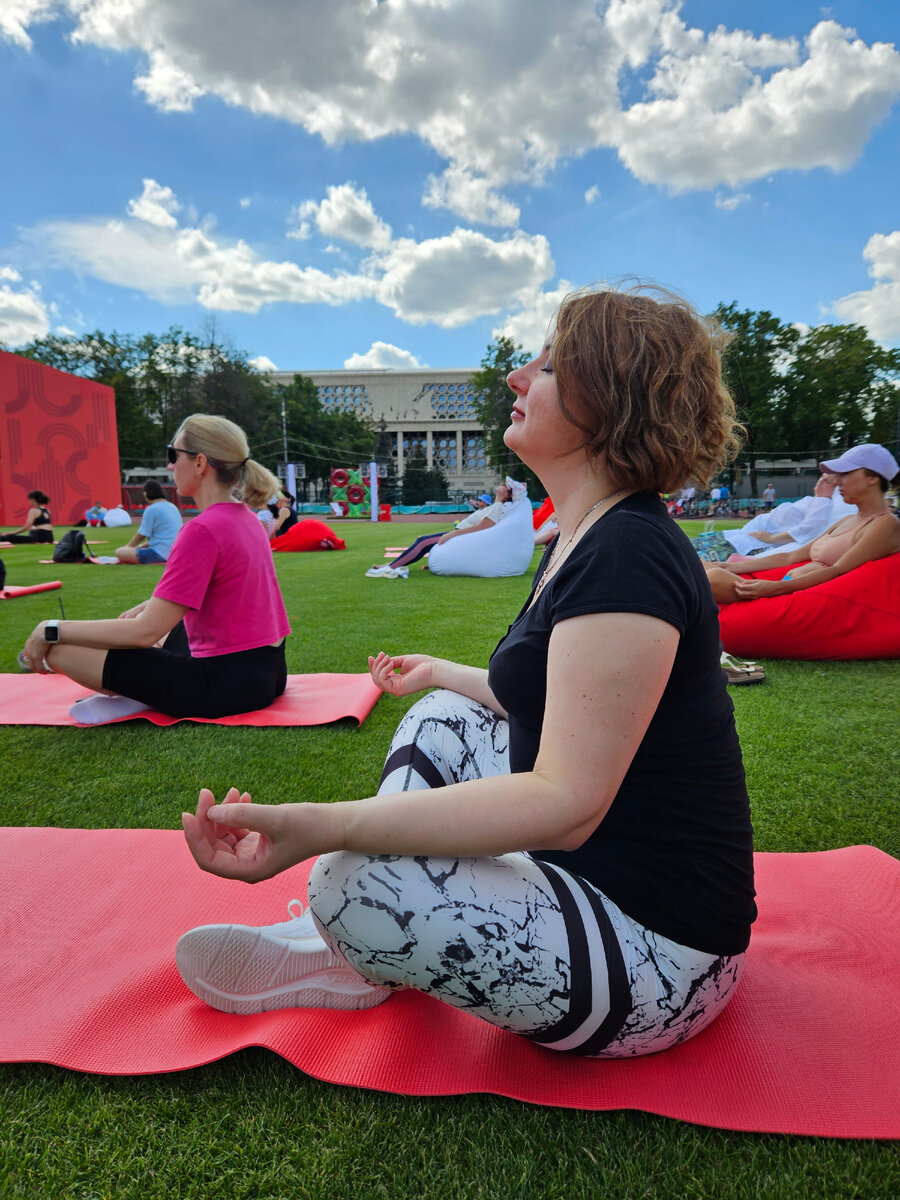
[0,351,120,527]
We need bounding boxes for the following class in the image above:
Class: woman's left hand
[733,577,782,600]
[182,787,323,882]
[22,624,51,673]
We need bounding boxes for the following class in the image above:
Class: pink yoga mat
[0,829,896,1138]
[0,581,63,599]
[0,673,381,726]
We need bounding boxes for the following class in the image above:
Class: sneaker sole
[175,924,387,1014]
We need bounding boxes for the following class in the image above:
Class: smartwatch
[44,620,61,643]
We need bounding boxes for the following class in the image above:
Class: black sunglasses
[166,445,198,465]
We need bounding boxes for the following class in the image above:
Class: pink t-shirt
[154,502,290,657]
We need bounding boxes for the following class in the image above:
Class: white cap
[820,443,899,482]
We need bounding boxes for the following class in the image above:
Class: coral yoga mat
[1,830,896,1138]
[0,672,381,727]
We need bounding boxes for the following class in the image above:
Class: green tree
[471,337,544,496]
[400,447,431,504]
[714,304,800,496]
[779,323,900,460]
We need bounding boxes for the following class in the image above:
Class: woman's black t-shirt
[487,491,756,956]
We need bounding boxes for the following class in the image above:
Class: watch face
[45,623,59,642]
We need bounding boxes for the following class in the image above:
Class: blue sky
[1,1,898,372]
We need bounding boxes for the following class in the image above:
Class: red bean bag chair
[532,497,555,531]
[718,554,900,660]
[270,519,346,553]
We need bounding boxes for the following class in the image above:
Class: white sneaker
[175,899,390,1014]
[365,564,393,577]
[381,566,408,579]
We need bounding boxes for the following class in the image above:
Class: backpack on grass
[52,530,90,563]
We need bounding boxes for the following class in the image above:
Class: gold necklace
[533,489,625,597]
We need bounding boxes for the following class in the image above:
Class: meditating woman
[705,444,900,605]
[5,490,53,544]
[177,286,756,1059]
[20,415,290,720]
[366,481,514,578]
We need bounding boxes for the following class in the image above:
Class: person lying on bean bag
[427,478,535,578]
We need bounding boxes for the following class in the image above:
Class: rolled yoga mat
[0,830,896,1138]
[0,581,63,599]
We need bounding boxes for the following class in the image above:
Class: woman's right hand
[368,651,438,698]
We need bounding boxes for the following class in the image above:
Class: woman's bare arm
[184,611,678,881]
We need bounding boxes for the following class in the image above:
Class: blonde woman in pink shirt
[20,415,291,720]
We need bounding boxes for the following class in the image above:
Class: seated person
[366,482,514,578]
[706,445,900,604]
[721,473,855,558]
[20,415,291,721]
[115,481,182,563]
[5,490,53,544]
[535,517,559,547]
[268,490,298,540]
[85,502,107,525]
[175,285,755,1060]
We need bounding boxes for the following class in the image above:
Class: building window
[316,384,373,417]
[433,434,458,472]
[463,433,486,472]
[403,432,427,459]
[416,382,479,419]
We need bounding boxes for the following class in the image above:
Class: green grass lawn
[2,520,898,1199]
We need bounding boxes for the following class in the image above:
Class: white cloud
[32,212,378,313]
[0,0,55,49]
[714,192,750,211]
[492,281,576,356]
[239,197,251,209]
[18,2,893,196]
[584,186,601,205]
[423,167,520,228]
[24,183,552,328]
[249,354,278,372]
[55,324,77,337]
[0,273,51,345]
[375,228,553,328]
[831,231,900,343]
[344,341,423,370]
[127,178,181,228]
[289,184,392,249]
[614,21,900,191]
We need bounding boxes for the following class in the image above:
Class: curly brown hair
[552,285,743,492]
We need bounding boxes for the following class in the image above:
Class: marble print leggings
[307,689,745,1057]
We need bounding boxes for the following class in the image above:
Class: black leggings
[102,623,287,718]
[5,530,53,544]
[389,534,443,567]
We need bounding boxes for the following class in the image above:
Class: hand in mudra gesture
[368,651,437,698]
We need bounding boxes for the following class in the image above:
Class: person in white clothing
[723,474,855,559]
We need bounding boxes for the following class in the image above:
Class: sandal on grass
[720,652,766,685]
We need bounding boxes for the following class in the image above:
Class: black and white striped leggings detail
[308,690,744,1057]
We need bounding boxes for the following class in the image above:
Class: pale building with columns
[271,368,498,494]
